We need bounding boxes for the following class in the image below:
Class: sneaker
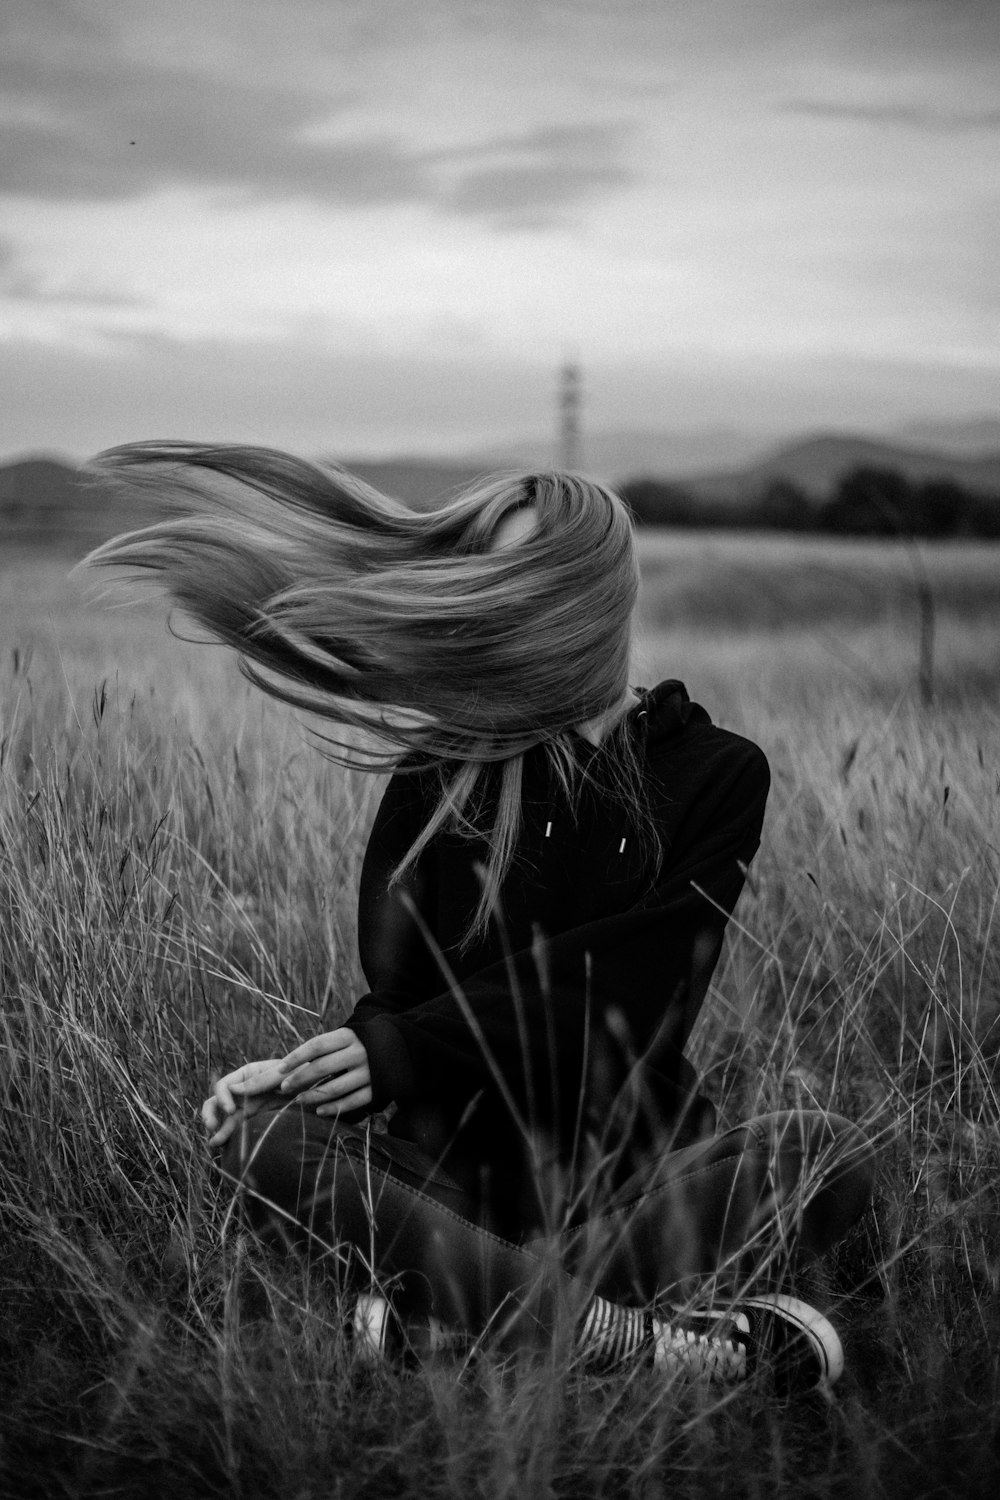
[654,1293,843,1395]
[352,1292,395,1364]
[351,1292,466,1366]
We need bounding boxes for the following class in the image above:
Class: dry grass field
[2,530,1000,1498]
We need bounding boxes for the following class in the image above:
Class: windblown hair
[86,443,643,938]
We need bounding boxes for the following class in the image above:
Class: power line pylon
[558,361,582,471]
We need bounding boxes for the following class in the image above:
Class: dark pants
[220,1104,876,1347]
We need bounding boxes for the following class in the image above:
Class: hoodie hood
[630,679,710,751]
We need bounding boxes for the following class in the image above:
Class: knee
[746,1108,875,1161]
[822,1113,878,1219]
[218,1104,372,1208]
[745,1109,878,1221]
[799,1110,876,1192]
[796,1111,879,1249]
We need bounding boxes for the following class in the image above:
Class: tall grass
[2,543,1000,1497]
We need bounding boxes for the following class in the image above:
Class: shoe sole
[739,1292,844,1388]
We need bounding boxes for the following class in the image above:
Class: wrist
[348,1016,414,1110]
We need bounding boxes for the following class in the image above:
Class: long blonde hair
[86,443,641,938]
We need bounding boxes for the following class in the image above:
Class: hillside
[0,457,126,552]
[339,436,1000,505]
[0,455,184,556]
[0,458,90,537]
[680,432,1000,503]
[473,426,775,479]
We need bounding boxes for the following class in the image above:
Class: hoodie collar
[629,680,701,748]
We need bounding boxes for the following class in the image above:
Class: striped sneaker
[654,1293,843,1394]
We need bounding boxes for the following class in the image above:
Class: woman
[89,445,875,1392]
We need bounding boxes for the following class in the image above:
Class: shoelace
[653,1315,750,1382]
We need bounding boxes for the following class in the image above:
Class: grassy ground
[2,534,1000,1498]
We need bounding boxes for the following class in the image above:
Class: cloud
[429,121,633,167]
[0,47,430,205]
[783,98,1000,132]
[438,121,633,225]
[0,232,146,308]
[446,161,630,223]
[0,23,634,221]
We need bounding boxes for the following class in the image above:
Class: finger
[294,1066,370,1106]
[316,1085,373,1117]
[278,1029,353,1074]
[201,1097,220,1129]
[213,1078,239,1116]
[280,1043,365,1093]
[208,1112,241,1149]
[234,1079,281,1100]
[235,1060,285,1096]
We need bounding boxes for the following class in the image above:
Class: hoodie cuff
[350,1015,416,1111]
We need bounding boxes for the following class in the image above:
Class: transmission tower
[558,360,582,471]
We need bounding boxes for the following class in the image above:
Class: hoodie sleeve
[349,736,770,1128]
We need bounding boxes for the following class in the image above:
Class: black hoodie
[348,681,769,1235]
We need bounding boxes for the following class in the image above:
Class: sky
[1,0,998,462]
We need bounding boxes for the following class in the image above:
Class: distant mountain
[345,428,776,490]
[0,456,101,549]
[0,457,85,525]
[0,454,160,553]
[680,432,1000,504]
[464,422,1000,494]
[470,426,775,480]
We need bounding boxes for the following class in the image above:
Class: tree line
[619,466,1000,537]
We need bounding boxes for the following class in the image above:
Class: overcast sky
[1,0,997,461]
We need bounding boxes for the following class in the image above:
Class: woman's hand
[276,1027,372,1116]
[201,1029,372,1148]
[201,1057,285,1148]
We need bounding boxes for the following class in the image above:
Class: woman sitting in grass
[90,445,875,1392]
